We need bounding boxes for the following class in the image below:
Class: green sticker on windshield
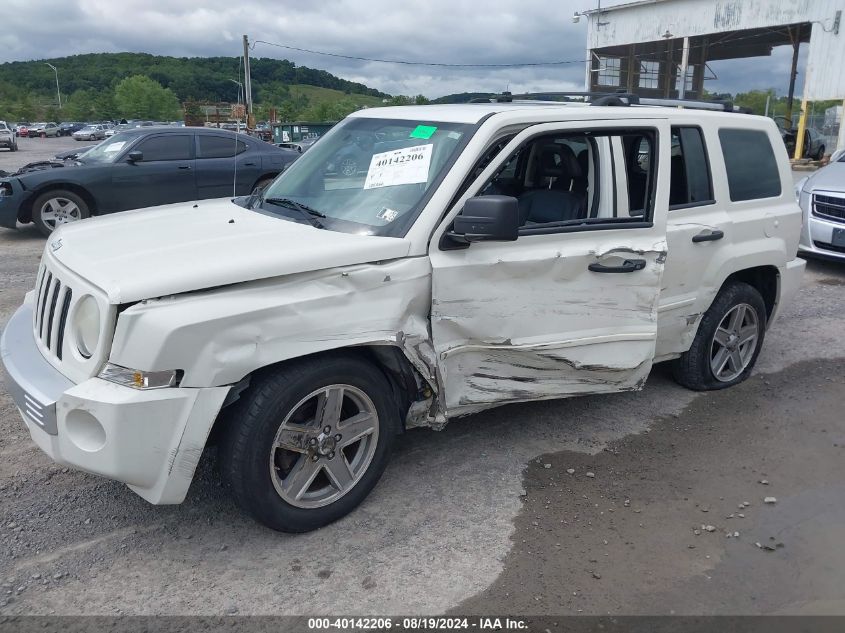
[410,125,437,139]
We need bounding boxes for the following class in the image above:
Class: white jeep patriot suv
[1,98,805,532]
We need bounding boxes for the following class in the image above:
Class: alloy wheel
[709,303,759,382]
[39,197,83,229]
[269,384,379,508]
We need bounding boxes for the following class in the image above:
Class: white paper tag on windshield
[363,144,433,190]
[103,141,126,153]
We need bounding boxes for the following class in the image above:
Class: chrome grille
[33,263,73,361]
[813,194,845,223]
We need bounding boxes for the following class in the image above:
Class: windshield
[259,117,473,237]
[78,132,135,163]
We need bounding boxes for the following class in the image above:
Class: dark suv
[0,126,300,235]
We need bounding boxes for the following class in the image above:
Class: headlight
[73,295,101,358]
[98,363,182,389]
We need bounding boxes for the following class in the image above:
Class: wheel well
[723,265,779,319]
[21,183,97,223]
[252,173,278,191]
[208,346,427,445]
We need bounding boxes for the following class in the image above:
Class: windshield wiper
[262,197,326,229]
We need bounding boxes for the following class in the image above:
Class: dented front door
[429,120,670,417]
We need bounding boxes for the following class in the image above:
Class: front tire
[32,189,91,236]
[816,145,826,161]
[672,282,767,391]
[219,355,399,532]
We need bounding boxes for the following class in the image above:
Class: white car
[0,120,17,151]
[796,156,845,260]
[72,125,106,141]
[1,98,805,533]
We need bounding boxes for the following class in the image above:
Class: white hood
[49,199,411,304]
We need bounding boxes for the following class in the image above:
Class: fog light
[98,363,182,390]
[65,409,106,452]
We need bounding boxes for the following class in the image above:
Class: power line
[252,29,805,70]
[251,40,586,68]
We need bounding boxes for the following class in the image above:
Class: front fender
[0,178,33,228]
[108,257,435,389]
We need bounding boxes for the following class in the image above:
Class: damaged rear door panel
[429,120,671,417]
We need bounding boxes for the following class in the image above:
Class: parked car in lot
[58,122,86,137]
[774,116,826,160]
[0,126,299,235]
[29,122,60,138]
[276,137,319,153]
[55,144,98,161]
[0,121,17,152]
[0,100,804,532]
[796,153,845,260]
[72,125,106,141]
[14,122,31,137]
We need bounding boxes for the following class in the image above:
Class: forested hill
[0,52,390,104]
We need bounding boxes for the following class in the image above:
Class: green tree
[114,75,181,120]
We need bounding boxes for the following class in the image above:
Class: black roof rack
[469,90,749,113]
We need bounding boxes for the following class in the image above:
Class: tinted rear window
[718,129,781,201]
[197,135,248,158]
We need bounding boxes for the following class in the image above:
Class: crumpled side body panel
[430,236,666,417]
[110,257,436,392]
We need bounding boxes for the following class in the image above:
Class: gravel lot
[0,135,93,174]
[0,151,843,616]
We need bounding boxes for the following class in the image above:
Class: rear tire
[672,282,767,391]
[32,189,91,236]
[219,355,399,532]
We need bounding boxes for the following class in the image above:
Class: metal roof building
[581,0,843,102]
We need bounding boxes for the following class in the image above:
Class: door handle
[243,161,257,166]
[588,259,647,273]
[177,165,192,170]
[692,229,724,243]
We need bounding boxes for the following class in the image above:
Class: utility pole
[44,63,61,110]
[794,62,812,161]
[242,35,254,129]
[785,25,801,129]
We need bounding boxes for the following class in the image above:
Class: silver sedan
[797,156,845,261]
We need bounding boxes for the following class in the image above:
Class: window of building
[718,129,781,201]
[597,57,621,87]
[675,64,695,93]
[638,60,660,89]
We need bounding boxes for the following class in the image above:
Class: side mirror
[449,195,519,243]
[127,151,143,163]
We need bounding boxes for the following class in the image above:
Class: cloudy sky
[2,0,806,99]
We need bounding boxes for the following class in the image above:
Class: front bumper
[0,178,31,229]
[1,304,231,504]
[798,211,845,261]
